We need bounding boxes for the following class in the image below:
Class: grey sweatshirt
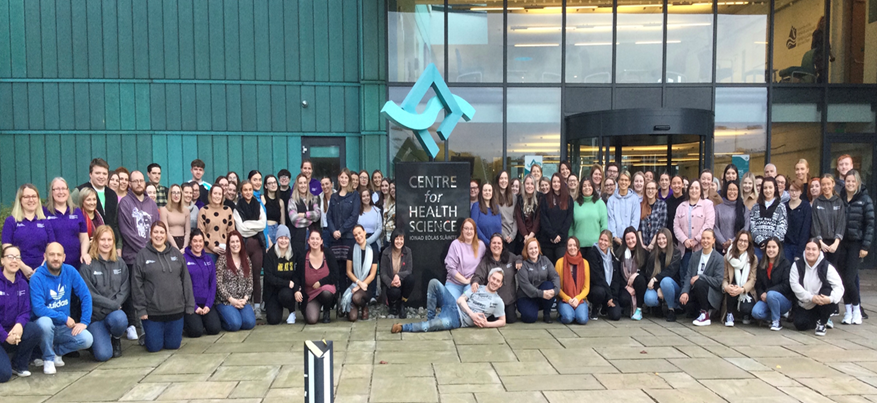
[811,194,846,241]
[79,257,130,322]
[714,199,750,247]
[118,193,161,265]
[516,255,560,299]
[131,242,195,318]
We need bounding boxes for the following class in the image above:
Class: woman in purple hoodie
[182,229,220,338]
[1,245,43,381]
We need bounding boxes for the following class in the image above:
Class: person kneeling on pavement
[679,229,724,326]
[391,269,507,333]
[79,225,129,361]
[790,239,844,336]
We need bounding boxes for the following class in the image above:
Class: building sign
[381,63,475,159]
[395,162,470,307]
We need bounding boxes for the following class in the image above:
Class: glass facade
[387,0,877,184]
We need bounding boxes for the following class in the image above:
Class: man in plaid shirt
[146,163,169,208]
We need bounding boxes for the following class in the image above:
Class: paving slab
[229,380,272,398]
[372,363,433,378]
[457,344,517,363]
[609,358,680,373]
[438,393,476,402]
[437,383,506,394]
[701,378,796,401]
[433,363,500,385]
[543,389,654,403]
[221,351,301,366]
[376,340,456,351]
[208,365,280,381]
[779,387,836,403]
[669,357,754,379]
[47,367,153,403]
[797,376,877,395]
[156,381,237,400]
[596,346,686,360]
[557,336,642,349]
[376,350,460,364]
[474,391,548,403]
[540,348,614,373]
[594,373,672,389]
[152,353,228,374]
[370,376,438,402]
[492,360,558,376]
[755,357,845,378]
[644,387,727,403]
[0,370,88,396]
[118,383,169,401]
[501,374,603,391]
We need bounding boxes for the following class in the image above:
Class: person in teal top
[570,180,608,257]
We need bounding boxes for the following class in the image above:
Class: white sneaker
[693,311,711,326]
[126,325,138,340]
[853,305,863,325]
[826,318,835,329]
[770,320,782,331]
[43,361,56,375]
[287,312,296,324]
[32,358,44,367]
[842,312,853,325]
[53,356,65,367]
[12,368,31,377]
[724,313,735,327]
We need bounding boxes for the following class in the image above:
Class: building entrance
[566,108,715,180]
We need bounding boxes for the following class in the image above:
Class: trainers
[287,312,297,324]
[842,312,853,325]
[12,368,31,377]
[665,309,677,322]
[631,308,642,321]
[742,315,751,325]
[53,356,65,367]
[391,323,402,333]
[112,337,122,358]
[770,320,782,331]
[693,310,711,326]
[725,313,735,327]
[43,361,56,375]
[853,306,863,325]
[126,325,138,340]
[32,358,44,367]
[815,320,827,336]
[826,318,835,329]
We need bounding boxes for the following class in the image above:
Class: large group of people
[396,155,873,337]
[1,154,874,381]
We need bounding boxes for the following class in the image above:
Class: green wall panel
[0,0,389,203]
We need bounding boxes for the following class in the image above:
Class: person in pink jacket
[673,181,715,276]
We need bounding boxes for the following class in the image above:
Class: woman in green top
[570,179,608,258]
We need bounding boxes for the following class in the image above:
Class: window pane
[667,1,713,83]
[447,3,503,83]
[389,87,446,166]
[716,1,769,83]
[714,88,768,175]
[828,0,876,83]
[773,0,826,83]
[446,88,504,183]
[565,1,614,83]
[616,0,665,83]
[771,90,823,175]
[508,6,562,83]
[507,88,562,180]
[827,89,877,132]
[388,1,445,83]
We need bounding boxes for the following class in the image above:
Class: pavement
[5,275,877,403]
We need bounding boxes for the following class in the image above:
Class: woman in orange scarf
[555,237,590,324]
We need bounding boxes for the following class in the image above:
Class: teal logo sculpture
[381,64,475,159]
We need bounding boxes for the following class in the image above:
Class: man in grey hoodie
[117,171,160,341]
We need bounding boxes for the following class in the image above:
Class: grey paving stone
[544,389,654,403]
[433,363,500,385]
[668,357,754,379]
[156,381,237,400]
[47,367,153,403]
[370,376,438,402]
[501,374,603,391]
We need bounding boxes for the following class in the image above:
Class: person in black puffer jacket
[837,170,875,325]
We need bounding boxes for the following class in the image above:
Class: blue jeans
[216,304,256,332]
[444,282,467,301]
[681,250,692,281]
[403,279,462,332]
[35,316,93,361]
[87,310,128,362]
[141,318,184,353]
[784,243,801,263]
[517,281,556,323]
[644,289,660,307]
[754,246,764,261]
[1,321,42,382]
[658,277,682,309]
[751,291,792,323]
[265,224,279,245]
[558,301,589,325]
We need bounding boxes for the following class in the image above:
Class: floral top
[215,254,254,304]
[383,201,396,243]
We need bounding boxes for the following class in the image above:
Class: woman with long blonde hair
[79,225,129,361]
[2,184,53,278]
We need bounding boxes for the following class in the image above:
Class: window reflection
[772,0,826,83]
[446,88,504,183]
[714,88,768,175]
[716,1,769,83]
[447,3,504,83]
[507,8,563,83]
[565,1,614,83]
[667,1,713,83]
[828,0,876,83]
[616,0,665,83]
[507,88,562,180]
[388,0,445,83]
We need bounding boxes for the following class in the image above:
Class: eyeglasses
[3,255,21,261]
[20,195,38,200]
[52,188,68,192]
[130,179,145,184]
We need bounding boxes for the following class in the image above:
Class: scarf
[726,251,752,309]
[595,242,613,286]
[758,197,779,218]
[236,196,262,221]
[562,251,585,300]
[622,248,640,308]
[340,245,373,313]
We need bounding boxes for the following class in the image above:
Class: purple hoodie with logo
[0,270,30,341]
[118,194,161,265]
[184,247,216,309]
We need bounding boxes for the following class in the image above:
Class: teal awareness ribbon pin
[381,64,476,159]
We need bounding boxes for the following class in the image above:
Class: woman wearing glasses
[2,184,55,279]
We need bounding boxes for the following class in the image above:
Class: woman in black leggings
[296,229,339,324]
[262,225,299,325]
[838,170,875,325]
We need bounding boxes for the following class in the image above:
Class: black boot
[399,300,407,319]
[322,306,331,323]
[543,310,553,324]
[389,300,398,316]
[112,337,122,358]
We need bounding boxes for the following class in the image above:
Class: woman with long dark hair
[381,229,414,318]
[721,230,758,326]
[539,173,574,264]
[341,225,378,322]
[214,231,255,332]
[515,176,541,256]
[615,227,648,320]
[714,181,749,254]
[722,164,739,188]
[182,229,220,337]
[590,164,604,197]
[750,177,787,261]
[642,228,682,321]
[751,237,793,331]
[295,229,339,325]
[639,180,667,252]
[570,179,608,258]
[471,233,522,323]
[261,174,286,248]
[495,171,519,253]
[233,180,266,316]
[471,182,501,247]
